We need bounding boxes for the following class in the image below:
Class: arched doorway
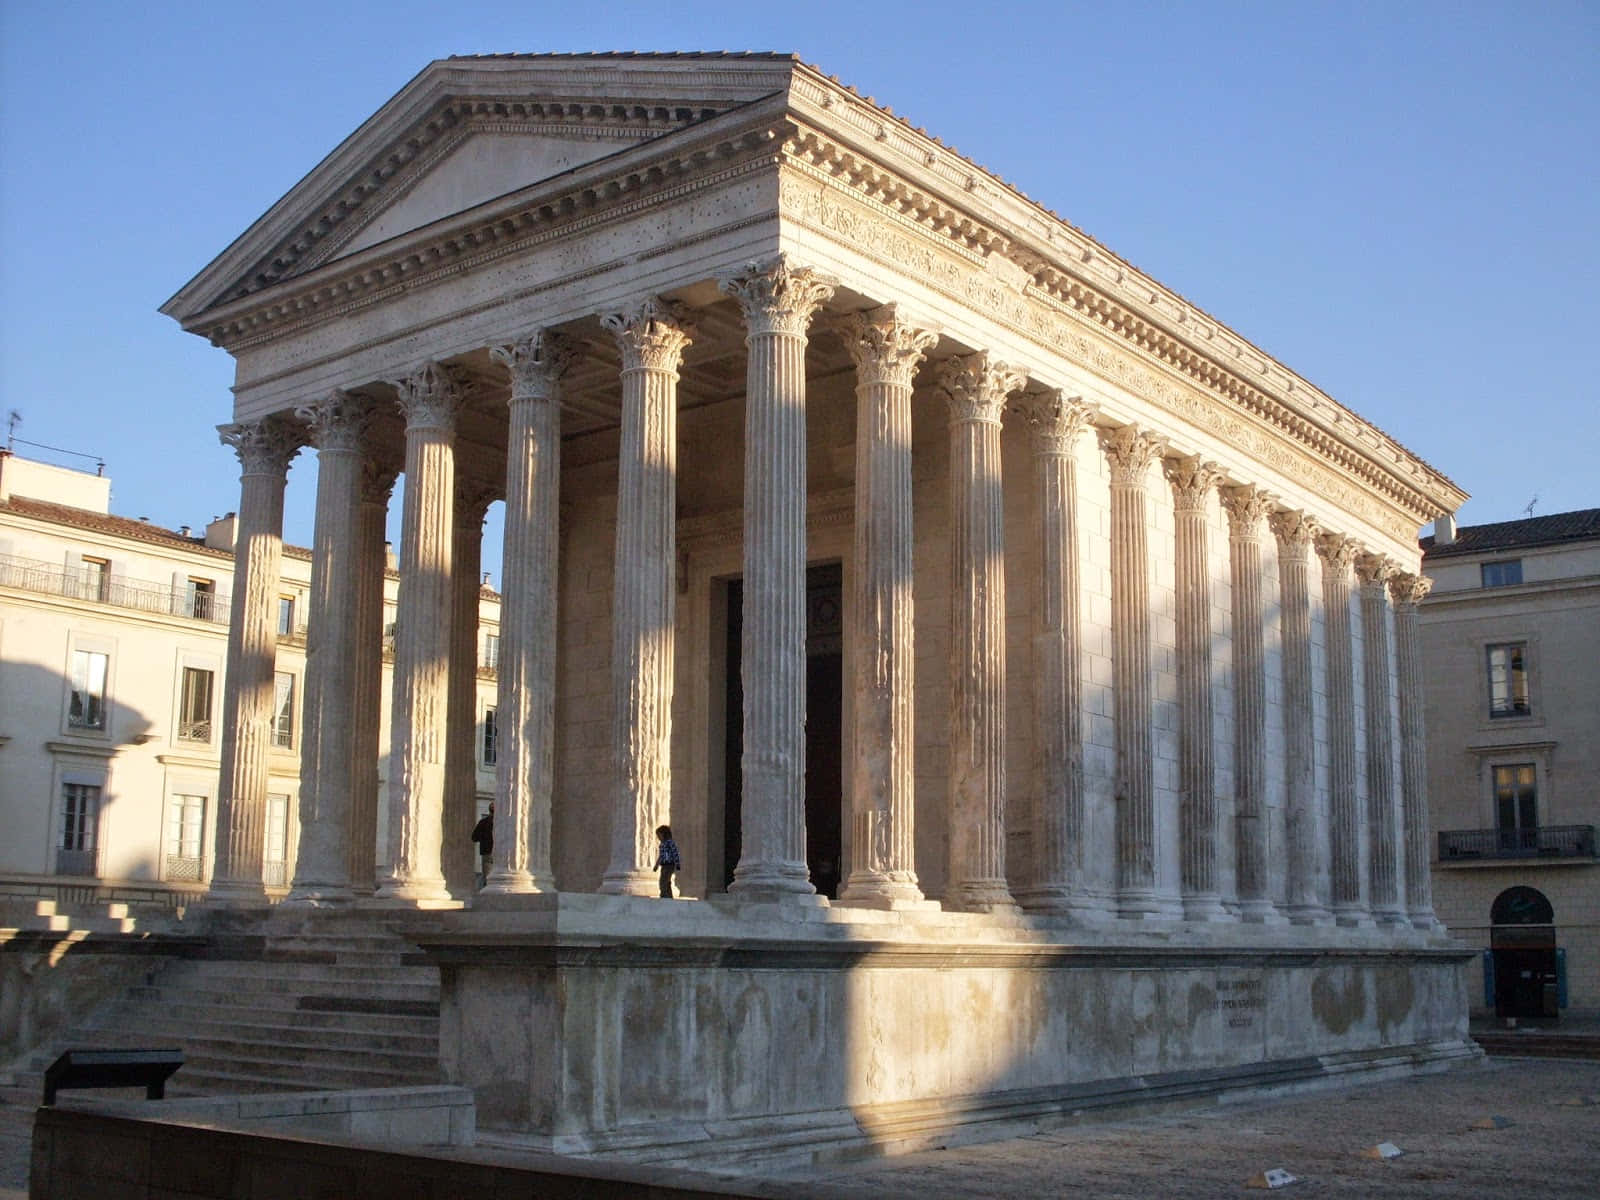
[1489,886,1560,1022]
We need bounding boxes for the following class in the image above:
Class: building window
[278,596,296,637]
[482,633,500,672]
[57,783,100,875]
[482,708,498,766]
[166,793,206,882]
[81,556,110,602]
[178,667,214,743]
[264,793,290,887]
[1481,560,1523,588]
[273,672,296,749]
[186,578,217,620]
[68,649,109,730]
[1493,763,1538,852]
[1487,643,1530,718]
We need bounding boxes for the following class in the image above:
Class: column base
[1285,903,1335,927]
[599,869,659,898]
[836,872,926,909]
[1015,885,1107,918]
[480,869,558,898]
[1235,898,1287,924]
[729,863,815,899]
[371,876,457,908]
[1181,894,1234,922]
[202,881,272,908]
[1409,911,1441,933]
[946,881,1020,915]
[280,884,356,908]
[1333,903,1374,929]
[1116,887,1185,920]
[1371,906,1410,928]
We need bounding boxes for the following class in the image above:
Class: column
[375,363,465,906]
[1357,552,1404,925]
[1270,508,1331,925]
[721,256,837,900]
[1100,423,1168,919]
[1316,533,1365,926]
[936,353,1024,913]
[1166,455,1227,921]
[1390,570,1437,930]
[209,417,300,904]
[483,330,574,897]
[284,392,370,906]
[1015,392,1096,915]
[599,299,693,895]
[1221,486,1276,922]
[836,306,935,907]
[348,461,396,894]
[444,479,497,899]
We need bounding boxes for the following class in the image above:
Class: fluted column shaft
[600,300,693,895]
[444,482,494,899]
[484,331,573,897]
[286,394,370,905]
[1271,510,1329,924]
[1391,572,1437,929]
[1222,487,1275,921]
[210,419,299,903]
[376,364,464,905]
[1317,534,1364,925]
[1168,457,1226,921]
[348,464,395,893]
[1358,554,1404,924]
[721,259,836,899]
[1101,424,1166,918]
[1016,393,1094,914]
[837,307,934,907]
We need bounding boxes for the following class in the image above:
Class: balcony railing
[0,553,231,626]
[1438,825,1597,862]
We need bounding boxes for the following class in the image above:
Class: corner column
[1220,486,1277,922]
[1015,392,1096,915]
[1166,456,1227,921]
[1316,533,1366,926]
[285,392,370,905]
[599,300,693,895]
[1270,509,1331,925]
[836,306,935,907]
[936,354,1024,913]
[444,480,497,899]
[375,363,465,906]
[348,461,396,894]
[721,257,837,900]
[1391,571,1437,930]
[209,418,300,904]
[1357,552,1405,925]
[483,331,574,897]
[1100,423,1169,919]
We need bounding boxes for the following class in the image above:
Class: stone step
[57,1015,439,1066]
[173,1049,438,1090]
[107,998,437,1035]
[159,1033,438,1074]
[125,974,440,1003]
[84,1011,439,1051]
[185,959,438,987]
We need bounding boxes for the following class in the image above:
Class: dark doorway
[1490,886,1560,1022]
[721,562,844,897]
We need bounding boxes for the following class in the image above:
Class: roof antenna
[6,410,19,451]
[1523,493,1539,518]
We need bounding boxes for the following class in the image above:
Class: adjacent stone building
[1422,508,1600,1021]
[157,54,1478,1161]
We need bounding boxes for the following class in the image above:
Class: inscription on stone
[1217,974,1266,1030]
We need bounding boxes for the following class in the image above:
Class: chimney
[1434,513,1457,546]
[385,540,399,571]
[179,525,192,538]
[204,512,238,551]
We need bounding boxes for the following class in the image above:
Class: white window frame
[1478,632,1541,731]
[163,788,210,883]
[62,632,116,739]
[50,758,109,877]
[272,671,297,750]
[263,790,293,888]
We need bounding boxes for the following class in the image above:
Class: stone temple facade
[163,54,1477,1162]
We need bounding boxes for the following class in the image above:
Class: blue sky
[2,1,1595,580]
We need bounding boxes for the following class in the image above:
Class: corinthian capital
[454,476,501,528]
[295,389,371,453]
[1011,389,1093,455]
[834,304,937,389]
[360,460,399,505]
[601,297,695,373]
[491,329,577,403]
[1268,508,1322,559]
[935,352,1025,425]
[1163,455,1224,512]
[1097,423,1164,486]
[1355,551,1398,589]
[718,254,838,337]
[390,362,467,431]
[218,415,302,478]
[1220,485,1274,537]
[1388,571,1432,607]
[1315,531,1359,577]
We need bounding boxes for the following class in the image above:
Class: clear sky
[2,0,1595,582]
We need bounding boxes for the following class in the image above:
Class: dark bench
[42,1048,183,1106]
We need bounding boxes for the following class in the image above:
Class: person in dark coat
[471,803,494,889]
[654,824,680,899]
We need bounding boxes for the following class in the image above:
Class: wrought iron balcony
[1438,825,1597,862]
[0,553,231,625]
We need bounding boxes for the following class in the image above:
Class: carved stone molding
[218,416,302,478]
[1164,455,1224,512]
[295,389,371,453]
[834,304,937,388]
[491,330,578,402]
[1011,389,1093,455]
[719,254,838,337]
[1221,485,1273,537]
[936,353,1024,425]
[1269,509,1322,560]
[390,362,466,431]
[1389,572,1432,607]
[1098,424,1163,486]
[602,297,695,373]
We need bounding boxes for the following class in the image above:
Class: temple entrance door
[721,563,845,897]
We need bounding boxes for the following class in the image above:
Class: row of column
[208,253,1436,927]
